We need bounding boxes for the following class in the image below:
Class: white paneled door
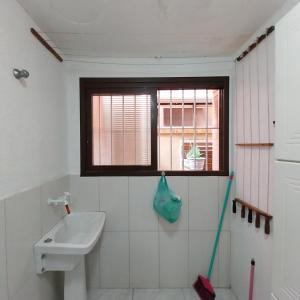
[275,2,300,161]
[272,162,300,299]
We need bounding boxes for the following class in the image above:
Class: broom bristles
[193,275,216,300]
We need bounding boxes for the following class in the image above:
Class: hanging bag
[153,174,182,223]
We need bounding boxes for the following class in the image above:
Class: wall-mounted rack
[31,28,63,62]
[232,198,273,235]
[235,143,274,147]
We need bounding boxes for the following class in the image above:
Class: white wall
[65,57,234,174]
[0,0,67,199]
[0,1,68,300]
[231,14,276,300]
[64,57,235,288]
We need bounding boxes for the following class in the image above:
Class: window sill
[80,170,229,177]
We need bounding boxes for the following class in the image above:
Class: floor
[88,288,237,300]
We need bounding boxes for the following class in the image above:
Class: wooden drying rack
[232,198,273,235]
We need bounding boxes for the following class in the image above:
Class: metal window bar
[110,95,112,165]
[181,89,184,171]
[193,90,196,170]
[134,95,137,165]
[98,96,101,165]
[122,95,125,165]
[170,90,173,170]
[158,91,161,170]
[147,95,150,165]
[205,89,209,171]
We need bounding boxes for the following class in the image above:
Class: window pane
[157,89,220,171]
[92,94,151,166]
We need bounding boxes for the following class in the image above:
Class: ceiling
[17,0,287,58]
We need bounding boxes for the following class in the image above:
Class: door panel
[272,161,300,299]
[275,2,300,161]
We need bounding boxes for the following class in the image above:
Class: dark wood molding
[233,198,273,234]
[31,28,63,62]
[236,26,275,62]
[80,77,230,176]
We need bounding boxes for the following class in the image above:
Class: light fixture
[13,69,30,79]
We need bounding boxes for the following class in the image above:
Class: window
[80,77,229,176]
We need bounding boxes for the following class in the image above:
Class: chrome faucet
[48,192,71,206]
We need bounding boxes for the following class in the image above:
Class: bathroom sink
[34,211,105,300]
[35,212,105,256]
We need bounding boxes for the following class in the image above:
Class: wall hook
[13,69,30,79]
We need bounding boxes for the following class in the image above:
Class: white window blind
[92,94,151,166]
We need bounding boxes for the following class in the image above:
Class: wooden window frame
[80,77,229,176]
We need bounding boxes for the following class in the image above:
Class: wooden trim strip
[234,198,273,219]
[233,198,273,234]
[236,26,275,62]
[235,143,274,147]
[31,28,63,62]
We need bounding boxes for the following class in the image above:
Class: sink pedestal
[64,257,87,300]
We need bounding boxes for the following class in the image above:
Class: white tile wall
[159,231,188,287]
[130,231,159,288]
[41,176,70,234]
[0,200,8,300]
[87,241,101,289]
[68,175,231,290]
[99,232,130,288]
[1,175,231,299]
[129,177,159,231]
[99,177,129,231]
[0,176,68,300]
[218,232,231,287]
[5,187,42,299]
[70,175,99,212]
[188,231,218,287]
[189,177,219,230]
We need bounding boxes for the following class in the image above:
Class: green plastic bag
[153,175,182,223]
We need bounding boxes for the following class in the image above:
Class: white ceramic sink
[35,212,105,256]
[34,212,105,300]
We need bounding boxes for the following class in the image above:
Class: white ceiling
[17,0,287,58]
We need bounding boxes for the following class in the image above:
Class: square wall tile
[189,177,219,231]
[99,177,129,231]
[130,232,159,288]
[0,200,8,300]
[129,177,158,231]
[86,241,100,289]
[159,176,188,231]
[10,273,59,300]
[189,231,218,287]
[89,289,133,300]
[218,177,231,231]
[133,289,184,300]
[218,231,231,287]
[70,175,99,212]
[5,187,42,299]
[159,231,188,287]
[99,232,130,288]
[41,175,70,234]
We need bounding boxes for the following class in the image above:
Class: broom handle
[207,171,234,280]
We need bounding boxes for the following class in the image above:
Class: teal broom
[193,171,234,300]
